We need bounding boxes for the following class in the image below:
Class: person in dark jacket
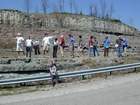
[116,36,123,57]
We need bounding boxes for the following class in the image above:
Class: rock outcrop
[0,9,140,36]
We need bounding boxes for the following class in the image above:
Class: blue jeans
[50,72,59,86]
[93,46,100,56]
[117,46,122,57]
[89,47,93,57]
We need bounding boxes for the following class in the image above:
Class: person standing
[123,38,128,55]
[26,35,33,58]
[49,60,59,87]
[116,36,123,57]
[69,34,75,57]
[78,35,84,56]
[13,33,25,58]
[93,37,100,57]
[59,35,65,57]
[34,38,40,55]
[104,36,110,57]
[53,38,59,58]
[42,33,56,56]
[88,36,94,57]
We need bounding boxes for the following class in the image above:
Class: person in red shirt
[59,35,65,57]
[88,36,93,57]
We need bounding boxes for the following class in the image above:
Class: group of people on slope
[49,35,129,87]
[88,35,128,57]
[116,36,128,57]
[88,36,100,57]
[13,33,40,58]
[13,32,128,59]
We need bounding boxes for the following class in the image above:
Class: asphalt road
[1,73,140,105]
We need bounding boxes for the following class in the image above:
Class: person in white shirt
[42,33,56,56]
[13,33,25,58]
[26,35,33,57]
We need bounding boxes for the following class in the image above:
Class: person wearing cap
[59,35,65,57]
[42,33,56,56]
[26,35,33,58]
[69,34,75,57]
[123,38,128,56]
[104,36,110,57]
[13,33,25,58]
[116,36,123,57]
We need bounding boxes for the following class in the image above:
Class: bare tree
[109,2,115,19]
[69,0,73,13]
[41,0,49,14]
[23,0,32,13]
[58,0,65,12]
[128,18,134,27]
[89,4,93,16]
[51,2,59,13]
[100,0,106,18]
[93,4,98,17]
[73,1,78,14]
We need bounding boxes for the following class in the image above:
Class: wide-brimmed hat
[60,35,64,38]
[17,33,21,35]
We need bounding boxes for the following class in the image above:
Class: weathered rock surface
[0,9,140,36]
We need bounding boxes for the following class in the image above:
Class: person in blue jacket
[123,38,128,55]
[69,34,75,57]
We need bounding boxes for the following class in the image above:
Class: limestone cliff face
[0,9,140,36]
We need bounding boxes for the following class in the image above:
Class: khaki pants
[60,46,64,57]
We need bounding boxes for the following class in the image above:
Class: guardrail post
[81,75,85,80]
[108,71,112,76]
[133,68,136,72]
[20,83,26,86]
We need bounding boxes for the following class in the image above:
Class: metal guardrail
[0,62,140,85]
